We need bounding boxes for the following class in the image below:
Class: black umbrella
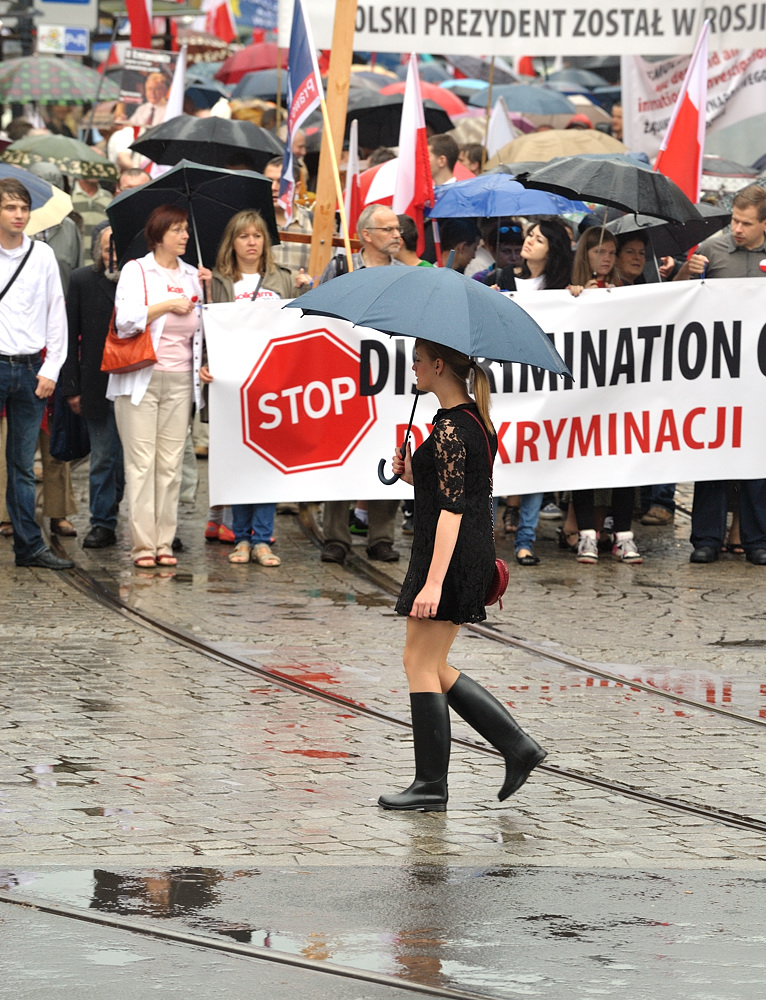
[607,203,732,258]
[131,116,284,173]
[106,159,278,269]
[519,154,703,223]
[306,90,453,149]
[468,84,576,114]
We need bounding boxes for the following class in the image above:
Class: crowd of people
[1,97,766,576]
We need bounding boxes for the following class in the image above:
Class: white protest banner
[622,47,766,159]
[204,280,766,504]
[279,0,766,56]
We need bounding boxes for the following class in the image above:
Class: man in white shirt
[0,178,72,569]
[128,71,170,128]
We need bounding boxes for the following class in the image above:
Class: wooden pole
[308,0,358,281]
[318,97,355,270]
[481,56,495,173]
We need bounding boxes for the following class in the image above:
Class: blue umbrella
[468,84,575,115]
[285,266,570,482]
[428,173,586,218]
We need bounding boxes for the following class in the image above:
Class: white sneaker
[612,530,643,564]
[576,529,598,564]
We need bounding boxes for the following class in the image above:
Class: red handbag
[464,409,509,610]
[101,262,157,375]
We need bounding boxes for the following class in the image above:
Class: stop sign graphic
[241,329,377,473]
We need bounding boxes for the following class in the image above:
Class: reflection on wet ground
[3,865,765,998]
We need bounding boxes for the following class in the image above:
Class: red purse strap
[137,261,148,306]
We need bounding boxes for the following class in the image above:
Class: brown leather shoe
[640,506,673,526]
[367,541,399,562]
[50,518,77,537]
[321,542,347,564]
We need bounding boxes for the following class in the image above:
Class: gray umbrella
[606,203,731,257]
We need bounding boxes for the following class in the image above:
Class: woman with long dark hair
[378,338,546,812]
[492,218,573,564]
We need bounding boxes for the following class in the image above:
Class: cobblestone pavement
[1,466,765,870]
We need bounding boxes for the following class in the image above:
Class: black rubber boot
[447,672,546,801]
[378,693,450,811]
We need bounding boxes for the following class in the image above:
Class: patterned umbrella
[1,134,118,181]
[0,56,120,104]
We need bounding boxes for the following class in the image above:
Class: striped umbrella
[2,134,118,181]
[0,56,120,104]
[0,163,73,236]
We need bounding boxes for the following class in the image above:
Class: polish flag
[204,0,237,44]
[126,0,152,49]
[391,53,434,256]
[344,118,362,239]
[654,20,710,203]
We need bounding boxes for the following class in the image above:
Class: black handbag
[48,383,90,462]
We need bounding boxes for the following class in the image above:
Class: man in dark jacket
[59,222,124,548]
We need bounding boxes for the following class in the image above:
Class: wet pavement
[1,464,766,996]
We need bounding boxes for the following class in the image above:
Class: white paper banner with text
[622,47,766,160]
[204,281,766,505]
[279,0,766,56]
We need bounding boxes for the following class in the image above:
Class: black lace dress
[396,402,498,625]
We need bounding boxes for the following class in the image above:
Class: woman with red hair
[108,204,210,568]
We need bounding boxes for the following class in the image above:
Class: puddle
[305,588,392,608]
[86,950,149,966]
[22,761,100,787]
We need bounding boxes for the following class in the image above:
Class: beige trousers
[39,429,77,519]
[114,370,193,561]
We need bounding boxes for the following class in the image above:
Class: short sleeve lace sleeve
[433,417,467,513]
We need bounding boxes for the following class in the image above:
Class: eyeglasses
[168,224,189,234]
[366,226,402,234]
[499,225,522,235]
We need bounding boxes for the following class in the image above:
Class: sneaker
[204,520,220,541]
[539,502,563,520]
[218,524,236,544]
[576,530,599,564]
[349,511,369,535]
[640,505,674,526]
[612,530,643,564]
[401,514,414,535]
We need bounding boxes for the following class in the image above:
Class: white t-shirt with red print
[233,273,282,302]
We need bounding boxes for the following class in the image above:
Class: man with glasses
[317,203,404,564]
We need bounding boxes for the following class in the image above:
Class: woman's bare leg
[402,617,460,693]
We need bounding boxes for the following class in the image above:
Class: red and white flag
[654,20,710,203]
[126,0,152,49]
[203,0,237,44]
[344,118,362,239]
[391,53,433,256]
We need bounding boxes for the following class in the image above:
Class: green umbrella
[0,56,121,104]
[1,134,118,181]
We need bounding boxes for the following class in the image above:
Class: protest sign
[623,47,766,160]
[204,280,766,505]
[279,0,766,56]
[119,48,178,127]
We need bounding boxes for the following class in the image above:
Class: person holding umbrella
[377,338,547,812]
[200,209,293,568]
[108,204,210,568]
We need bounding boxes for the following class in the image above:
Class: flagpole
[318,97,355,270]
[481,57,495,172]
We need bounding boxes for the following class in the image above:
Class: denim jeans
[690,479,766,553]
[232,503,277,545]
[516,492,543,553]
[0,356,47,560]
[86,403,124,530]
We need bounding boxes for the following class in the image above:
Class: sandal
[723,541,745,555]
[557,527,579,552]
[228,541,252,564]
[134,556,156,568]
[252,543,281,567]
[0,521,12,537]
[502,506,519,533]
[156,554,177,567]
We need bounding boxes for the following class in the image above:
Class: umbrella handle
[377,457,400,486]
